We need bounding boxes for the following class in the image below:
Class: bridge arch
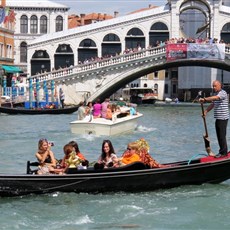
[54,44,74,69]
[102,33,121,57]
[31,50,50,75]
[179,0,211,38]
[125,27,145,50]
[149,22,169,47]
[221,23,230,43]
[88,58,230,102]
[78,38,98,63]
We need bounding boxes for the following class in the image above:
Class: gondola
[0,105,79,115]
[0,153,230,197]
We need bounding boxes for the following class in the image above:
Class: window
[30,15,38,34]
[127,28,144,36]
[79,39,96,47]
[0,43,3,57]
[6,45,12,58]
[165,84,168,94]
[40,15,47,34]
[56,16,63,32]
[20,42,27,63]
[20,15,28,33]
[103,33,120,41]
[172,84,177,94]
[154,71,158,78]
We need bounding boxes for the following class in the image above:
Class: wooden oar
[201,102,215,156]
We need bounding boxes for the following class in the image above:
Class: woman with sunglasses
[120,142,141,165]
[121,139,161,168]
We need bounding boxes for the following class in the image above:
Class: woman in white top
[97,140,118,168]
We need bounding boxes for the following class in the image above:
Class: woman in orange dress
[121,139,160,168]
[120,142,141,165]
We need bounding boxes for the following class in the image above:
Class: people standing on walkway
[199,80,229,157]
[59,88,65,108]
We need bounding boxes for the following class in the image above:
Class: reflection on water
[0,105,230,229]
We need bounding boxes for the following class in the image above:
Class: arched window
[221,23,230,43]
[79,39,96,47]
[127,28,144,36]
[103,33,120,41]
[20,42,27,63]
[30,15,38,34]
[40,15,47,34]
[56,16,63,32]
[20,15,28,33]
[150,22,168,30]
[149,22,169,47]
[126,27,145,49]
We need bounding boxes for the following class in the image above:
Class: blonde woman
[35,138,57,174]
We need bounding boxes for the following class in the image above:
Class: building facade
[6,0,69,73]
[0,0,17,89]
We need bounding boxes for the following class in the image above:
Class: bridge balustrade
[28,46,166,84]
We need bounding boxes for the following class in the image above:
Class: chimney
[114,11,118,18]
[80,14,85,26]
[149,4,152,8]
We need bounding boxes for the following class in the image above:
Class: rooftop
[6,0,69,9]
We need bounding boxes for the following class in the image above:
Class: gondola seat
[26,161,39,174]
[66,161,149,174]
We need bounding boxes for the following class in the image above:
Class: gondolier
[199,80,229,157]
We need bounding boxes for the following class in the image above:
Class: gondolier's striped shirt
[213,89,229,120]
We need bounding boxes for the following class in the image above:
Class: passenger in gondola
[120,139,161,168]
[60,144,82,171]
[94,140,119,169]
[119,142,141,166]
[35,138,57,174]
[68,140,89,168]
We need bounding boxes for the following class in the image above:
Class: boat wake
[135,125,156,133]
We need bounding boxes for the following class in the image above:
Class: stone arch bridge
[28,45,230,104]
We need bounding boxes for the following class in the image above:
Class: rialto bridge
[27,45,230,104]
[26,0,230,104]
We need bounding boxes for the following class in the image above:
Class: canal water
[0,105,229,230]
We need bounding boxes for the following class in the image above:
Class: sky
[53,0,168,16]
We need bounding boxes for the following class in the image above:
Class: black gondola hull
[0,106,79,115]
[0,156,230,197]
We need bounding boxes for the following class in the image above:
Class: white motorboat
[70,112,143,136]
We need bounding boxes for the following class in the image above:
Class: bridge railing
[28,46,166,84]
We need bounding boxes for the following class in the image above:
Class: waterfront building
[6,0,69,74]
[0,0,19,89]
